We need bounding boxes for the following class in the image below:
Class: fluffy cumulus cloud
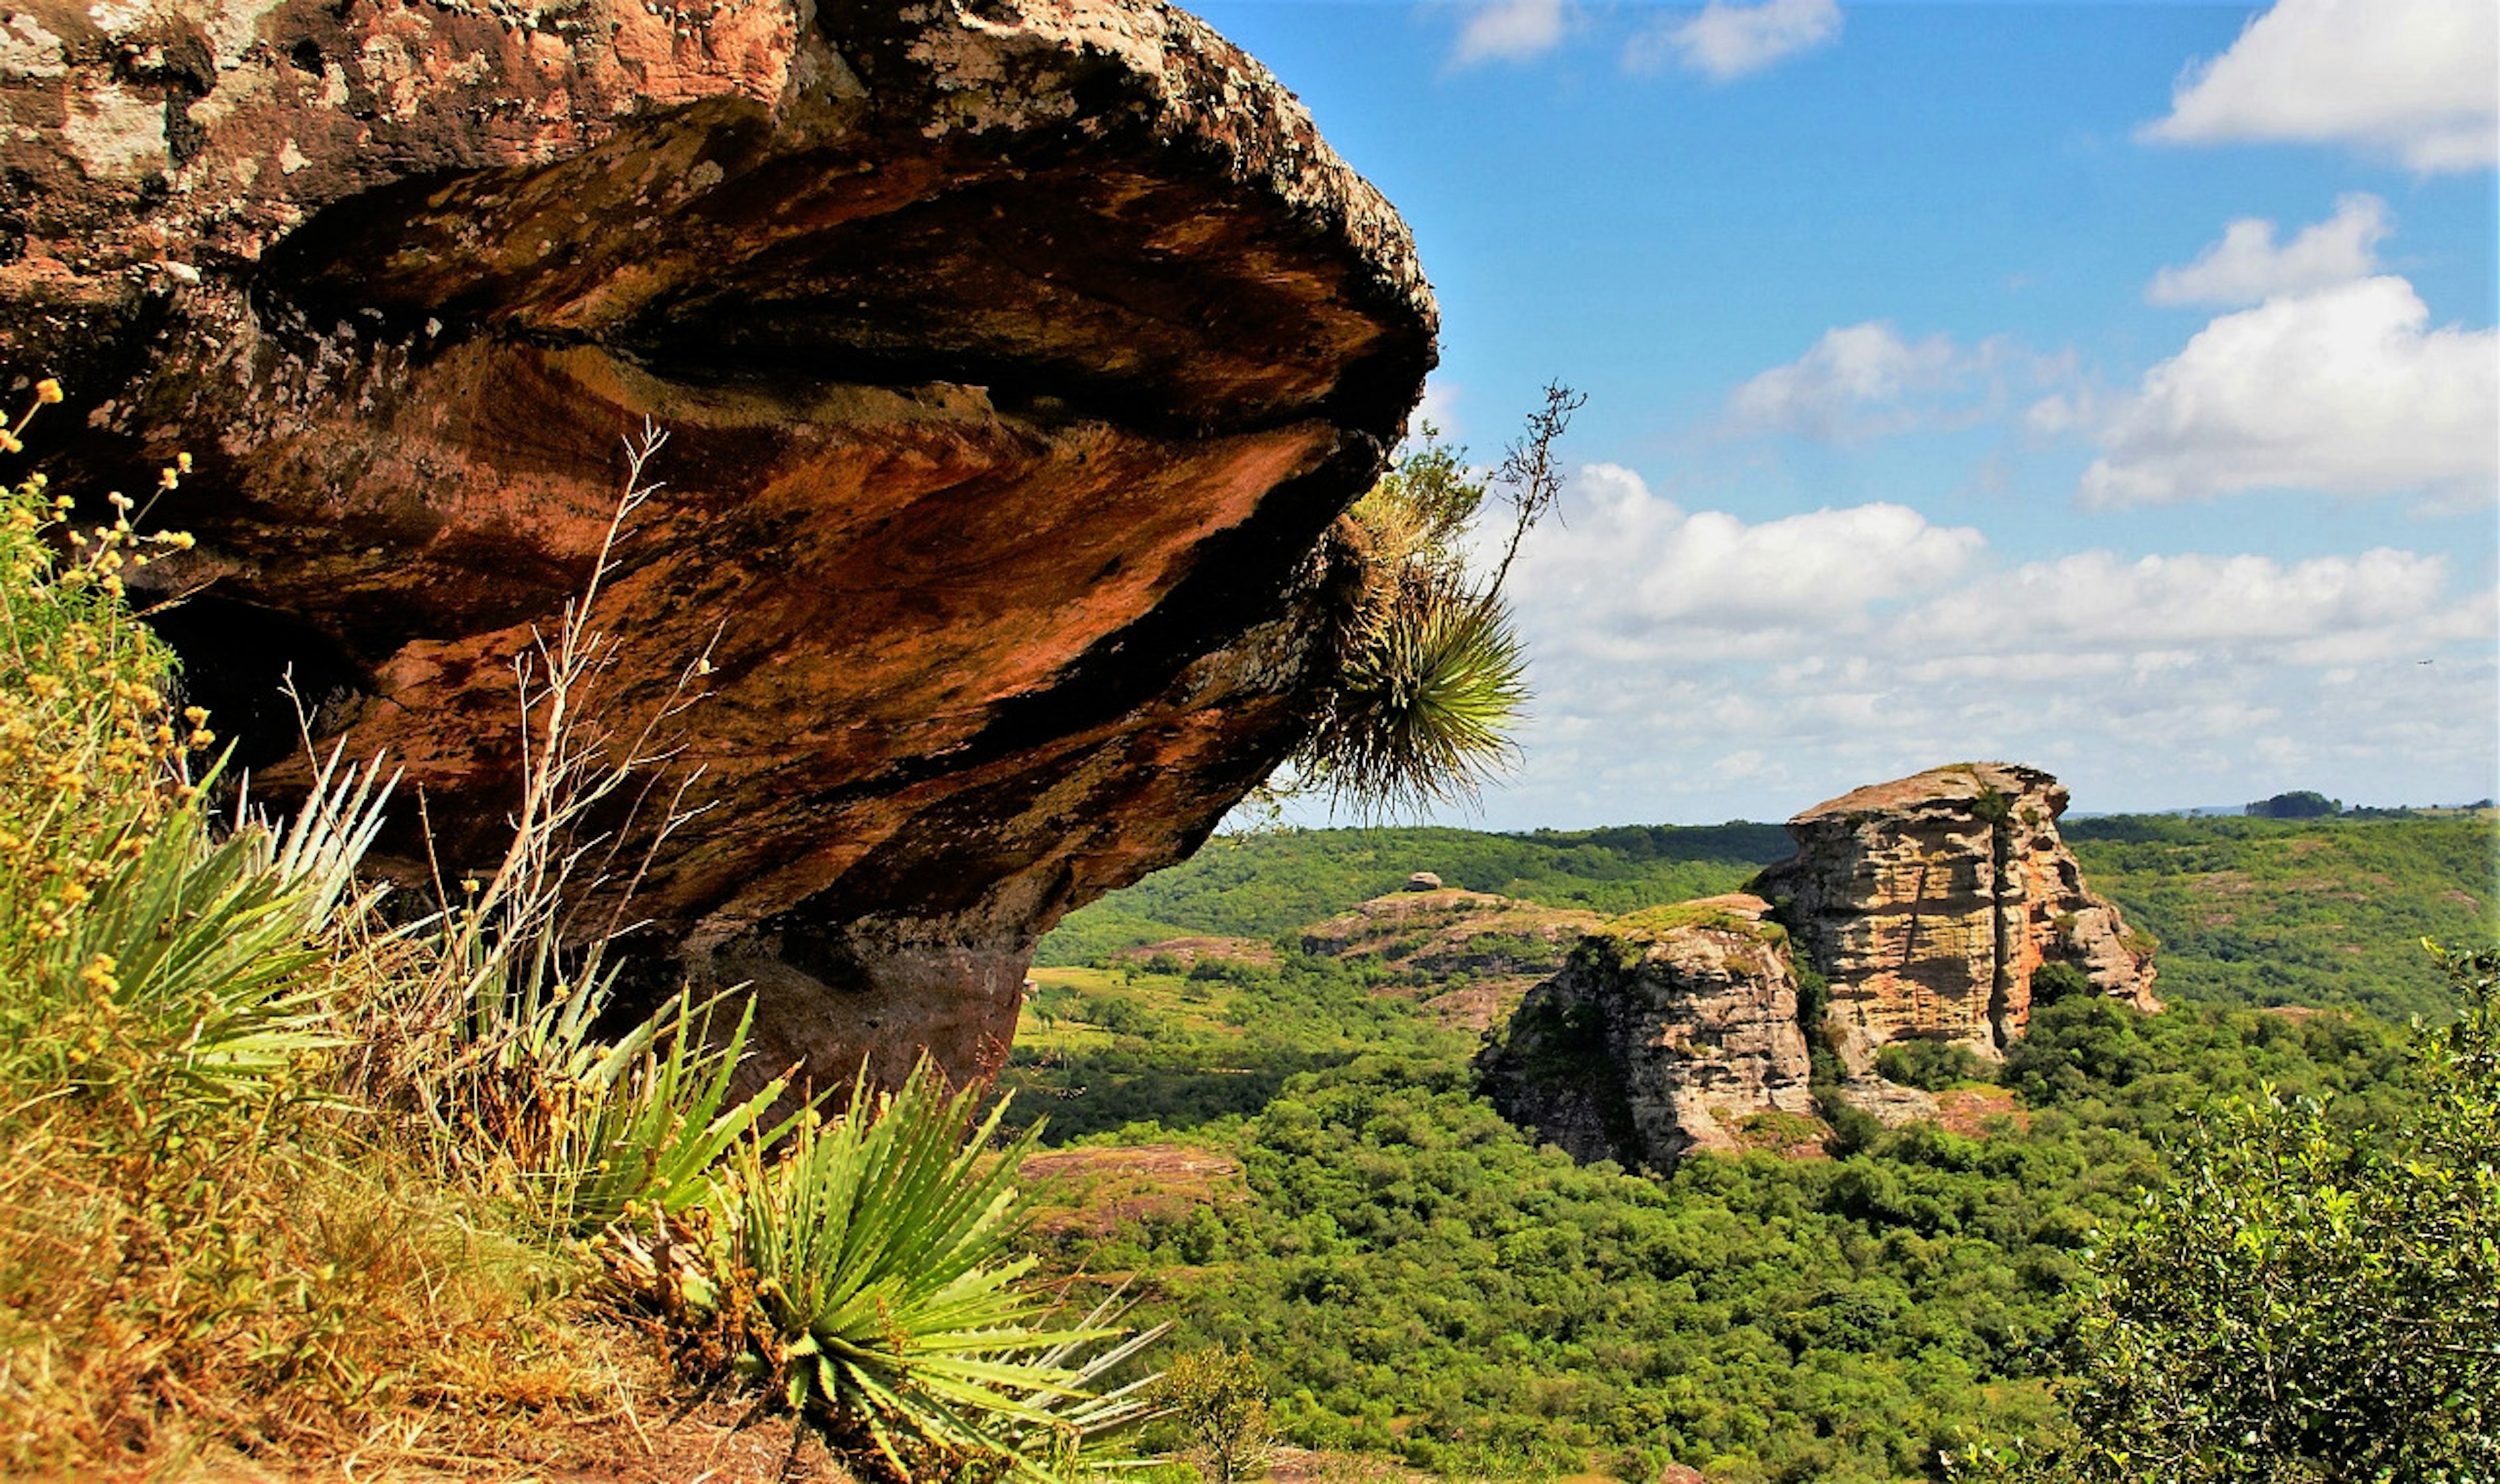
[1627,0,1842,81]
[1464,464,2497,827]
[2066,275,2499,508]
[1451,0,1566,66]
[2146,193,2390,307]
[2143,0,2499,173]
[1722,323,2066,440]
[1501,463,1983,635]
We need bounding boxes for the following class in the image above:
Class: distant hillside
[1036,822,1789,965]
[1041,814,2499,1018]
[2065,813,2497,1022]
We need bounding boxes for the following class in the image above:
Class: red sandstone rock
[1753,762,2160,1073]
[0,0,1433,1092]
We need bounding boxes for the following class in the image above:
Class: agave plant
[691,1058,1149,1482]
[28,803,334,1102]
[544,990,798,1233]
[1286,390,1576,820]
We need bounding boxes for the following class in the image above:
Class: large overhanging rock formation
[0,0,1435,1088]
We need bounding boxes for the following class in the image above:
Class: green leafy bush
[1876,1039,1988,1092]
[1969,946,2500,1482]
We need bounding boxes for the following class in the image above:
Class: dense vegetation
[1021,970,2438,1480]
[1036,823,1787,965]
[1020,814,2497,1481]
[2063,812,2497,1021]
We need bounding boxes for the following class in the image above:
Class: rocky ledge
[0,0,1434,1090]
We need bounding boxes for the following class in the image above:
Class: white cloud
[1452,0,1565,66]
[1465,464,2497,827]
[1628,0,1842,81]
[2143,0,2499,174]
[2146,193,2391,307]
[1507,463,1984,631]
[1723,322,2066,440]
[2069,275,2498,508]
[1893,547,2458,654]
[1727,323,1956,436]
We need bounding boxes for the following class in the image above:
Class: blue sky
[1208,0,2500,825]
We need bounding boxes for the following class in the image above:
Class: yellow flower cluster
[0,381,202,952]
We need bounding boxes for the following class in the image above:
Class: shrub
[1876,1039,1988,1092]
[1961,945,2500,1482]
[1151,1345,1273,1484]
[2028,961,2091,1007]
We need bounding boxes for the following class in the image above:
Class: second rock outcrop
[1480,894,1816,1172]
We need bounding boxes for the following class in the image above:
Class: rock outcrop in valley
[1482,763,2158,1168]
[1752,762,2159,1074]
[1480,894,1817,1171]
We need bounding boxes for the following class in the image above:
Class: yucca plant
[18,798,331,1103]
[1297,574,1529,817]
[1288,386,1577,819]
[673,1058,1149,1482]
[543,989,798,1233]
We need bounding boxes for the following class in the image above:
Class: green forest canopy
[1016,812,2495,1481]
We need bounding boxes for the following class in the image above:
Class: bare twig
[1486,380,1584,595]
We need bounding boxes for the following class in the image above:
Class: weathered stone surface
[1752,762,2158,1074]
[1301,886,1602,979]
[0,0,1434,1091]
[1479,894,1818,1171]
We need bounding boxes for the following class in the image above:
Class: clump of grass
[1600,898,1786,946]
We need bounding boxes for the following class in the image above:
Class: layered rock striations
[1482,763,2157,1168]
[1479,894,1816,1171]
[1751,762,2158,1074]
[0,0,1434,1089]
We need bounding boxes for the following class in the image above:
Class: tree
[1152,1345,1273,1484]
[1962,945,2500,1482]
[2245,791,2341,819]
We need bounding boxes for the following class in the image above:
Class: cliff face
[1479,895,1817,1171]
[0,0,1434,1089]
[1751,762,2158,1074]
